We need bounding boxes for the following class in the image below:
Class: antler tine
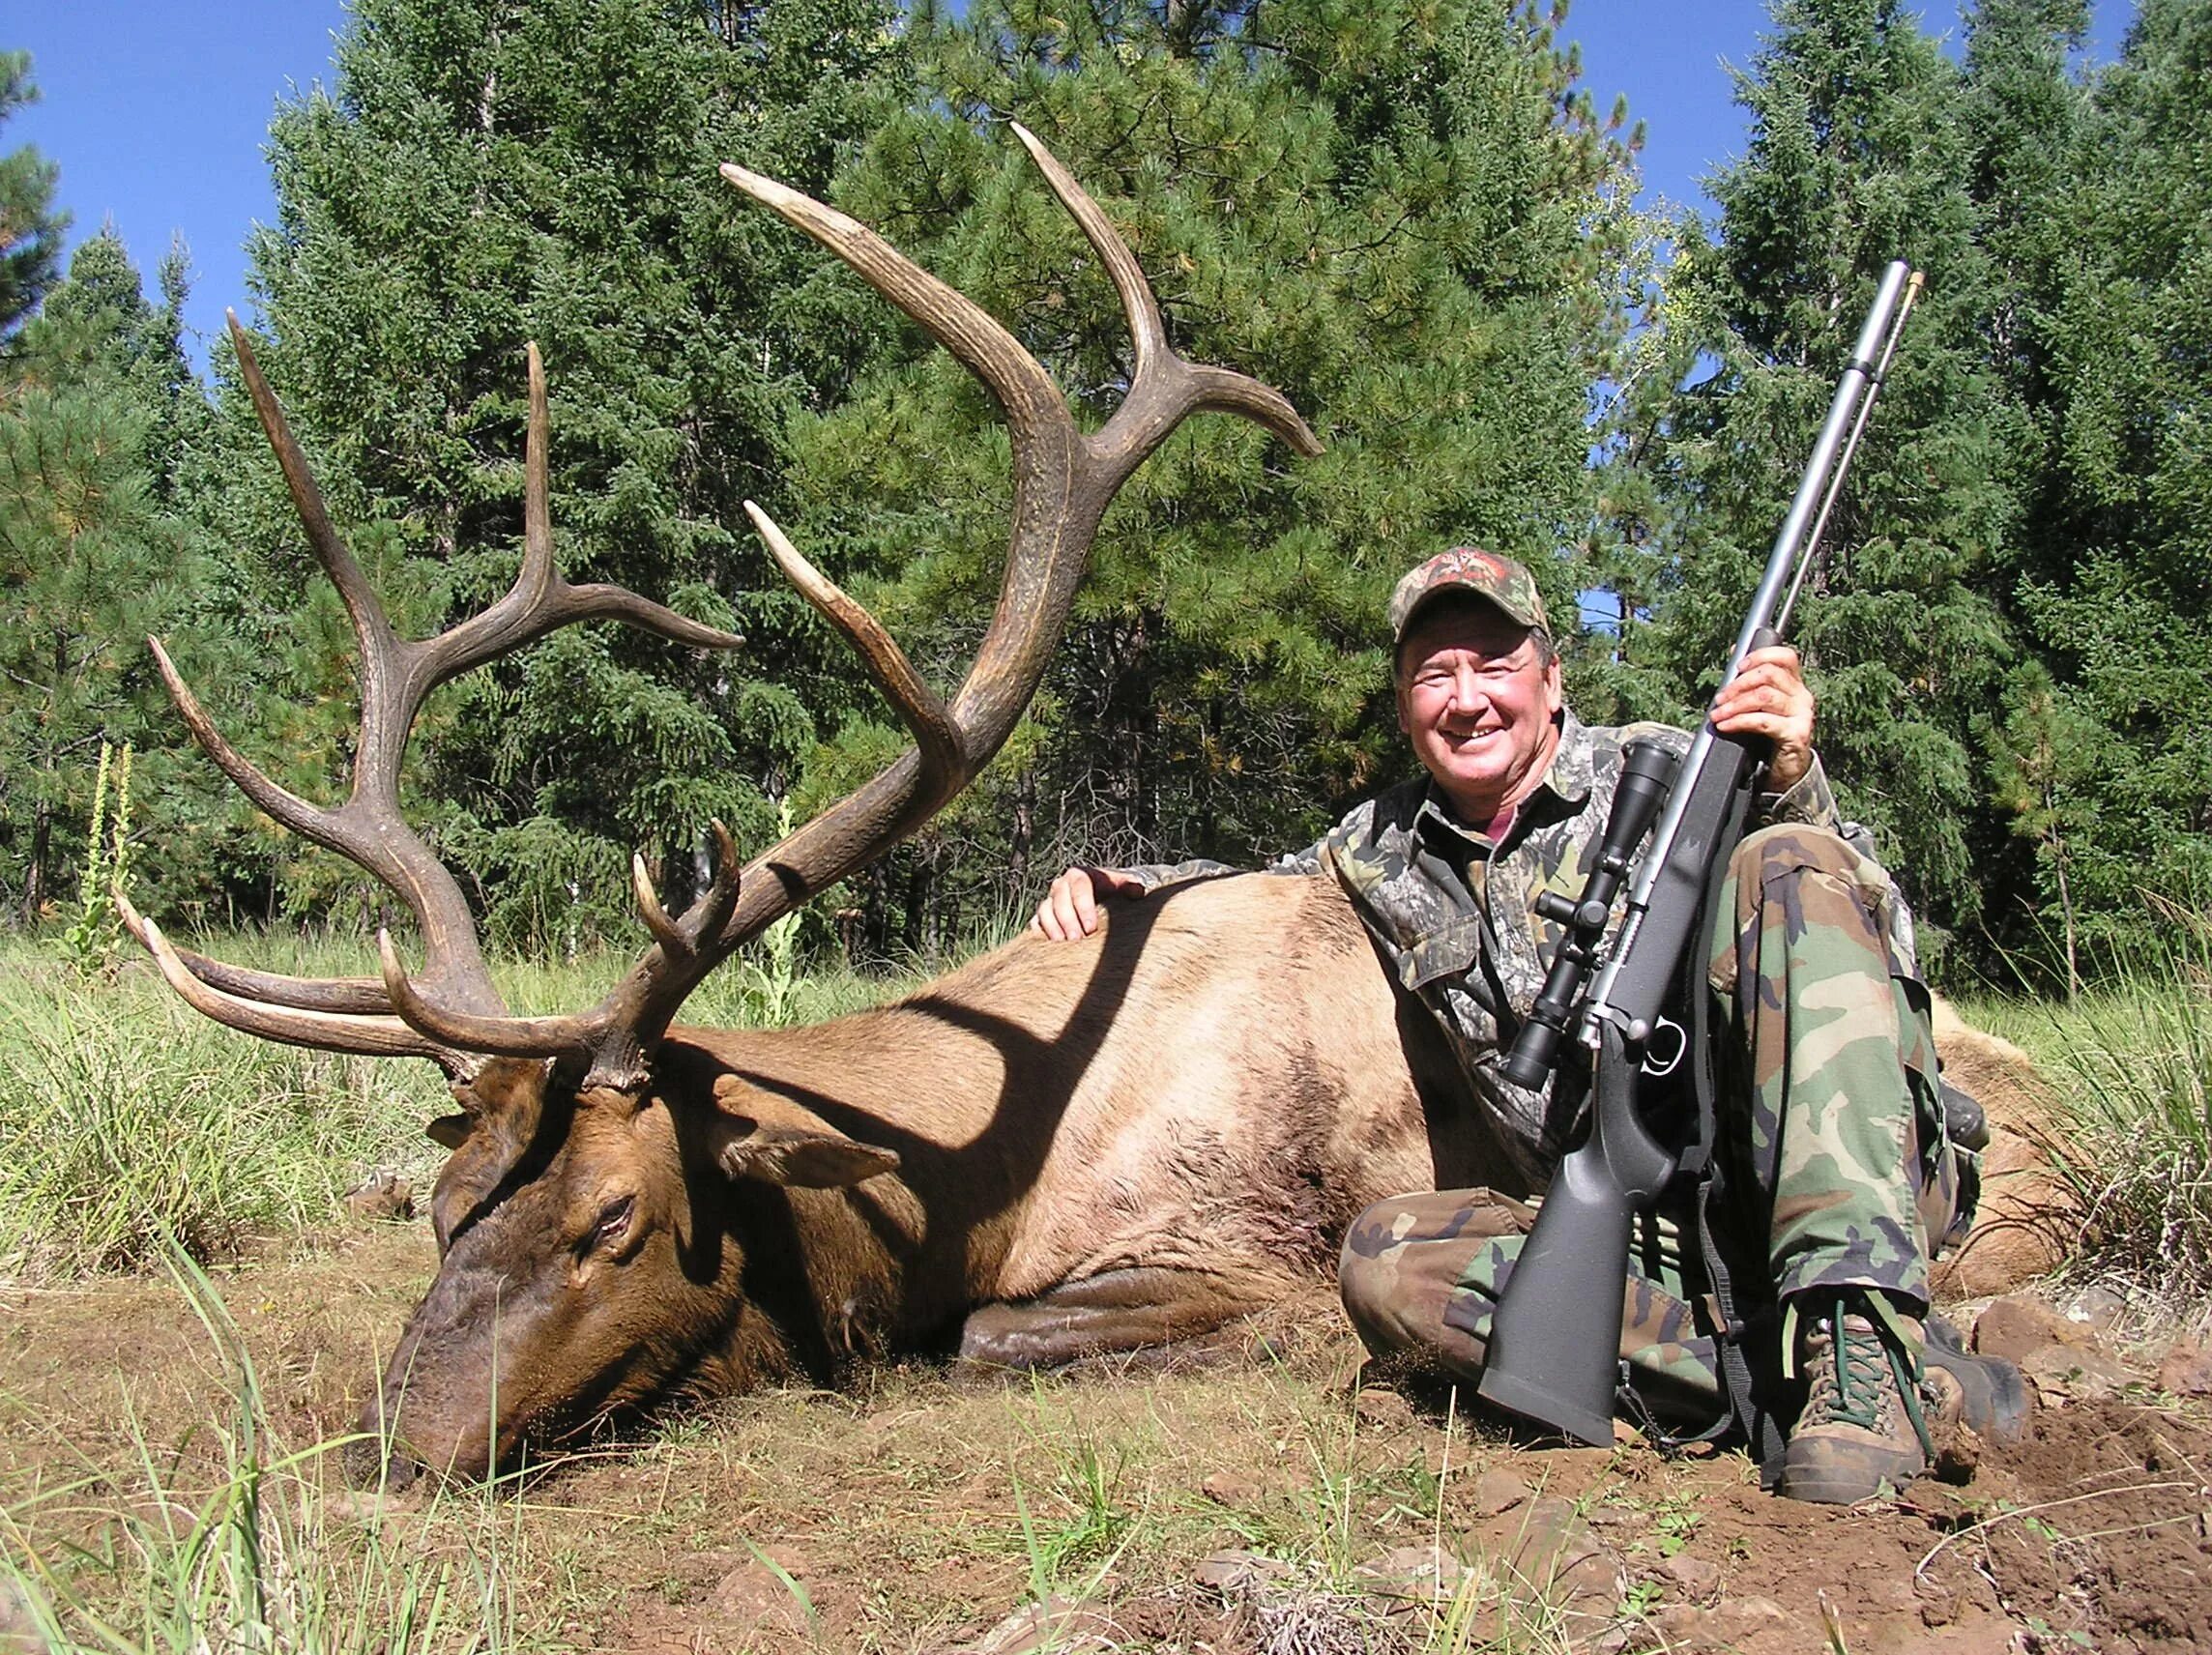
[743,502,964,784]
[1007,122,1167,384]
[718,161,1067,430]
[542,130,1321,1088]
[375,932,608,1061]
[148,635,333,845]
[414,345,746,690]
[1001,126,1322,468]
[228,314,397,657]
[630,821,743,959]
[116,891,472,1075]
[165,945,394,1015]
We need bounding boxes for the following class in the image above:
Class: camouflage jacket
[1127,712,1844,1191]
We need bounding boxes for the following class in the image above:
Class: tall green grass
[0,943,446,1280]
[0,925,946,1284]
[2030,901,2212,1300]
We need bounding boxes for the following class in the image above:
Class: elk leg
[957,1267,1276,1370]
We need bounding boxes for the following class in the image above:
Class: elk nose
[340,1430,422,1491]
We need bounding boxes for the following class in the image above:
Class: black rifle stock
[1474,260,1922,1446]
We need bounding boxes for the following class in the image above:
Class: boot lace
[1794,1293,1935,1458]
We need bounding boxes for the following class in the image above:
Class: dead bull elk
[119,129,1445,1484]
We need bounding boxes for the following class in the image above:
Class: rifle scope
[1499,737,1682,1091]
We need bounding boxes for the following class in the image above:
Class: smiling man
[1032,546,2018,1502]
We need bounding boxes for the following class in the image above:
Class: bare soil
[4,1225,2208,1654]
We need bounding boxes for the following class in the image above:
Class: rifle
[1473,260,1924,1448]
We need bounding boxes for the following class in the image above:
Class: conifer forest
[4,0,2207,990]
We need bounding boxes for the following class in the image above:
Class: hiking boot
[1776,1292,1935,1504]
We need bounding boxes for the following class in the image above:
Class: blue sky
[12,1,2136,372]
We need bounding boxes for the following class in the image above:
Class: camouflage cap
[1389,547,1552,645]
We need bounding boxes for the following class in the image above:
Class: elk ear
[710,1118,900,1189]
[425,1113,473,1149]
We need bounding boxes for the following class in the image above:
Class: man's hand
[1709,644,1817,796]
[1031,866,1145,941]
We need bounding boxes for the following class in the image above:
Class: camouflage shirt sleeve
[1756,751,1842,832]
[1116,857,1244,895]
[1115,834,1328,894]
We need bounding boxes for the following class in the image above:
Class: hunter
[1033,546,2001,1503]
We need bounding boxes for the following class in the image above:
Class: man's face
[1393,598,1562,823]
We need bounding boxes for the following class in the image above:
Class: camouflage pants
[1338,825,1960,1423]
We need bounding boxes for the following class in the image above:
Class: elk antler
[142,129,1320,1093]
[376,125,1320,1088]
[131,318,746,1079]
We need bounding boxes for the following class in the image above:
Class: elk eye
[593,1194,636,1249]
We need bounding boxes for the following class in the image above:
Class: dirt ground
[4,1224,2209,1654]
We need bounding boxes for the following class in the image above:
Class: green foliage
[1993,0,2212,942]
[0,937,447,1280]
[2034,894,2212,1303]
[791,0,1644,940]
[1608,0,2023,959]
[0,232,229,925]
[202,0,909,934]
[57,739,131,977]
[0,50,65,338]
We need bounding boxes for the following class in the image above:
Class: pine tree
[0,51,66,338]
[1615,0,2020,961]
[2004,0,2212,932]
[0,233,213,921]
[788,0,1643,947]
[207,0,907,948]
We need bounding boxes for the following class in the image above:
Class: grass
[2008,904,2212,1304]
[0,927,932,1285]
[1,1244,527,1654]
[0,940,447,1280]
[2,915,2205,1649]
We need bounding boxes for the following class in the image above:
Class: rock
[1917,1576,1962,1628]
[2019,1342,2135,1404]
[710,1552,814,1642]
[1660,1553,1722,1605]
[1651,1593,1790,1649]
[1502,1495,1628,1643]
[1357,1543,1464,1611]
[0,1578,49,1655]
[958,1598,1120,1655]
[2063,1284,2128,1334]
[1970,1296,2082,1364]
[1353,1386,1414,1429]
[2158,1337,2212,1398]
[1193,1550,1296,1594]
[342,1169,415,1224]
[1471,1468,1531,1517]
[1201,1467,1265,1506]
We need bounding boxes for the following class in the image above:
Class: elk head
[125,128,1319,1484]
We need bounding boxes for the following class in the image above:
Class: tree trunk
[20,800,49,924]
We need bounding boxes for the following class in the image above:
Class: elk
[116,129,1472,1484]
[124,131,2058,1486]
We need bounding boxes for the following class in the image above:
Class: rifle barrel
[1584,259,1917,1036]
